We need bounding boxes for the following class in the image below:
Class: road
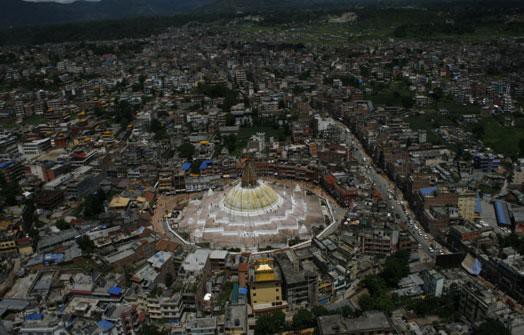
[151,194,192,238]
[341,122,447,259]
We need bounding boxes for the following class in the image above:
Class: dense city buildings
[0,1,524,335]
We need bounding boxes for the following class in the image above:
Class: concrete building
[224,304,248,335]
[103,303,142,335]
[145,293,184,324]
[249,258,287,314]
[185,317,217,335]
[421,269,444,297]
[132,251,175,290]
[19,138,52,158]
[275,252,317,309]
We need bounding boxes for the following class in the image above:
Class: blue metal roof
[43,253,65,264]
[0,161,14,169]
[182,162,192,171]
[108,286,122,296]
[25,313,44,321]
[462,254,482,276]
[472,258,482,275]
[199,160,213,171]
[97,320,114,331]
[419,186,437,197]
[475,193,482,214]
[494,200,510,226]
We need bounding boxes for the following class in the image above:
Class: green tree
[311,305,330,317]
[225,112,236,126]
[381,251,409,287]
[401,95,414,109]
[150,118,167,140]
[55,219,71,230]
[472,124,485,139]
[292,308,315,330]
[83,190,106,218]
[358,292,394,314]
[254,310,286,335]
[22,198,36,234]
[498,233,524,255]
[362,275,387,295]
[336,305,357,317]
[519,138,524,157]
[476,319,511,335]
[177,143,195,160]
[114,99,135,126]
[430,87,444,107]
[223,134,238,154]
[149,118,162,133]
[0,172,21,206]
[140,324,166,335]
[77,235,95,254]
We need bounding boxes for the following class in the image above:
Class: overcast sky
[24,0,101,3]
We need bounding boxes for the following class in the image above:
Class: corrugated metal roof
[182,162,192,171]
[475,193,482,214]
[419,186,437,197]
[97,320,114,331]
[199,160,213,170]
[494,200,510,226]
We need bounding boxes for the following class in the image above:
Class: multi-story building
[457,192,481,222]
[420,269,444,297]
[473,152,501,172]
[275,252,317,309]
[19,138,52,158]
[158,169,174,193]
[103,303,142,335]
[0,133,19,159]
[132,251,175,291]
[224,304,248,335]
[0,160,24,182]
[144,293,184,324]
[185,317,217,335]
[179,249,211,310]
[457,280,500,323]
[481,254,524,304]
[248,258,287,314]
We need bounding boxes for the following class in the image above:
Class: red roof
[71,151,87,159]
[324,175,336,186]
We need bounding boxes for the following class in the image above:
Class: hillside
[1,0,213,28]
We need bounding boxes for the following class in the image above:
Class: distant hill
[2,0,522,28]
[200,0,351,13]
[1,0,214,28]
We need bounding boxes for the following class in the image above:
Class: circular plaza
[173,161,330,250]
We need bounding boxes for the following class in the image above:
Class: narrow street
[343,122,444,259]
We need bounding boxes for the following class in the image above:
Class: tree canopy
[381,250,410,287]
[83,190,106,219]
[476,319,511,335]
[0,172,21,206]
[77,235,95,254]
[292,308,316,330]
[177,143,195,160]
[254,310,286,335]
